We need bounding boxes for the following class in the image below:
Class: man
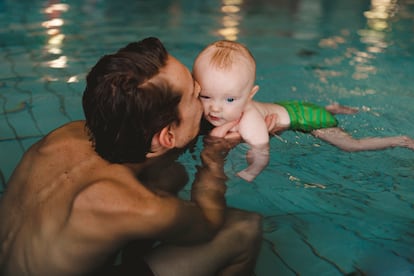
[0,37,262,276]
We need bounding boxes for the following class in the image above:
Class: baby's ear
[249,85,259,99]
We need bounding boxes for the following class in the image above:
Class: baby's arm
[236,108,270,182]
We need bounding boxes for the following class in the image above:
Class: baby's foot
[325,103,358,114]
[398,136,414,150]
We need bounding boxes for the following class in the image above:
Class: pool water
[1,0,413,275]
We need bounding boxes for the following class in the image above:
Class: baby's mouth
[208,114,220,122]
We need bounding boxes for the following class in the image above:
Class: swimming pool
[0,0,413,274]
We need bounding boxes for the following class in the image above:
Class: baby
[193,40,414,182]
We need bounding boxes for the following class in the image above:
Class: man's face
[160,55,202,148]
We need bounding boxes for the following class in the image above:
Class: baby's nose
[210,102,221,112]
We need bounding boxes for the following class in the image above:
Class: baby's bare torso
[251,101,290,128]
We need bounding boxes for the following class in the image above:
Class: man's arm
[76,137,236,246]
[190,136,233,229]
[150,136,238,244]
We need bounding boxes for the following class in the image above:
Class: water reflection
[42,0,69,67]
[351,0,398,79]
[359,0,398,53]
[218,0,243,41]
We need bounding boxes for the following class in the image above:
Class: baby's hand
[237,170,256,182]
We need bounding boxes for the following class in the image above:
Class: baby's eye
[226,98,235,103]
[199,95,210,99]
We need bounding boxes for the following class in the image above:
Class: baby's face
[194,60,254,127]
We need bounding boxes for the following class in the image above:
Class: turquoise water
[1,0,413,275]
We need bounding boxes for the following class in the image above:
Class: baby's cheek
[228,111,243,121]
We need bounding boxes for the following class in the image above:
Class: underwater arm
[237,110,270,182]
[236,144,269,182]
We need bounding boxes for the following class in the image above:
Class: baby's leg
[325,103,358,114]
[312,128,414,151]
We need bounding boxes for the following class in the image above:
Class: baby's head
[193,41,259,127]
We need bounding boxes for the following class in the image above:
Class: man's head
[83,37,202,163]
[193,40,259,127]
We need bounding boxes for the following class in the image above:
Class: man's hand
[264,114,287,134]
[209,120,240,138]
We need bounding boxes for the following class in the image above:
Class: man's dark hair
[82,37,182,163]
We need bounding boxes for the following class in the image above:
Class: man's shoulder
[48,121,87,140]
[37,121,89,155]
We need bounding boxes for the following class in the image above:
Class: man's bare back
[0,121,154,275]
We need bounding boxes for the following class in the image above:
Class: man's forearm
[190,138,231,230]
[191,163,227,229]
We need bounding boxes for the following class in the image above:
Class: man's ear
[146,126,176,158]
[249,85,259,99]
[158,126,176,148]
